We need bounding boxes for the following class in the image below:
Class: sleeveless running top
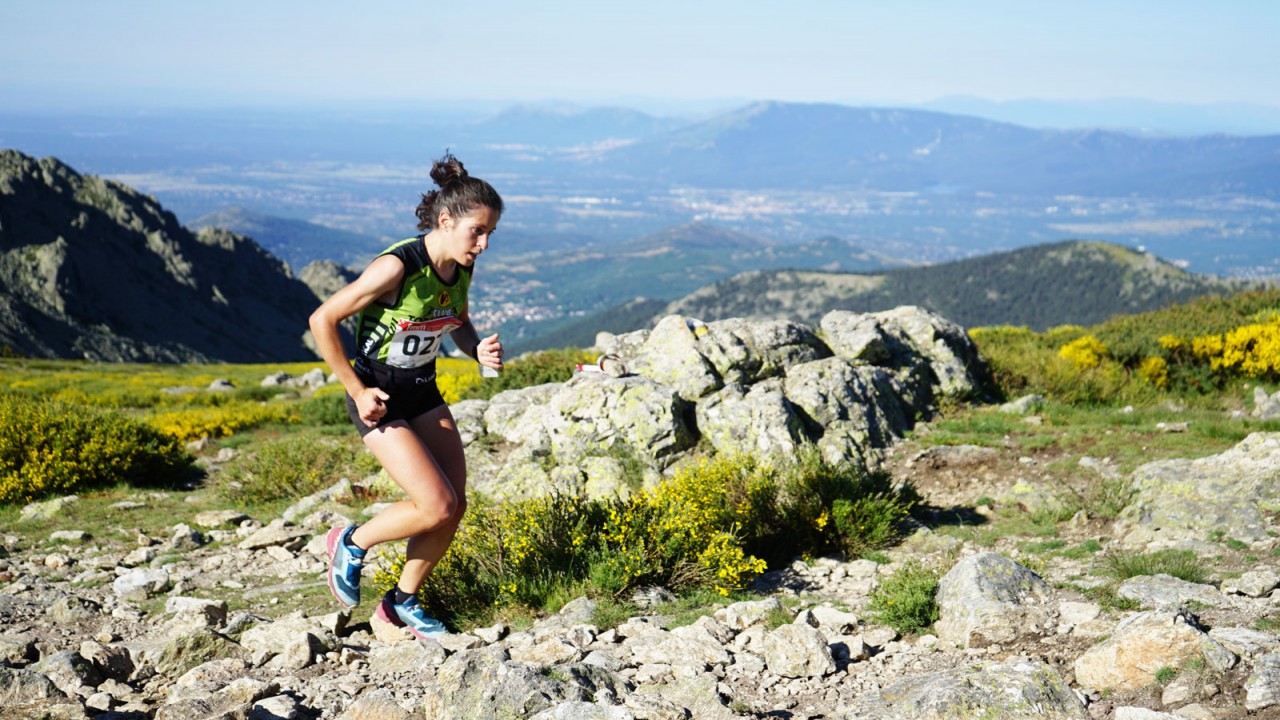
[354,237,471,369]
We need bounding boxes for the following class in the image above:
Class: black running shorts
[345,356,446,438]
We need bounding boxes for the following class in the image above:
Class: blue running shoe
[325,525,365,607]
[382,590,448,640]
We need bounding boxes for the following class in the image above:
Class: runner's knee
[411,494,459,530]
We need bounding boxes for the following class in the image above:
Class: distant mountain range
[524,240,1249,352]
[5,100,1279,278]
[594,101,1280,197]
[0,151,322,362]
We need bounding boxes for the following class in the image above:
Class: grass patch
[216,432,379,504]
[1096,549,1209,584]
[1055,539,1104,559]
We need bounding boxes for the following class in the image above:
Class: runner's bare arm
[309,255,406,401]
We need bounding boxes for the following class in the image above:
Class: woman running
[308,152,503,638]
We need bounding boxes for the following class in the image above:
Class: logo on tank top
[438,290,452,307]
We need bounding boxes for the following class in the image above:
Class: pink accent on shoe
[325,526,354,608]
[375,596,406,627]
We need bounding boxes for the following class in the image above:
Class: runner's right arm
[309,255,405,424]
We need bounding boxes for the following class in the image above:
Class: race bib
[384,317,463,368]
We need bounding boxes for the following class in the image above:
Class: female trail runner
[308,152,503,638]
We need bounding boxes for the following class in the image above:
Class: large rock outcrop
[468,307,993,499]
[1115,432,1280,545]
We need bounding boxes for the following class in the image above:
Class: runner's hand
[477,333,503,370]
[356,387,390,427]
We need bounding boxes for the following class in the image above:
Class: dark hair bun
[429,153,468,188]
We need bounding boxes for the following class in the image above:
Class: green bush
[373,492,606,628]
[297,393,350,426]
[0,391,190,504]
[754,448,919,564]
[866,560,941,635]
[218,434,377,504]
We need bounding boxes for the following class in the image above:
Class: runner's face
[442,206,500,267]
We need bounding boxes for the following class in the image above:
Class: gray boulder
[844,661,1088,719]
[421,648,620,720]
[483,383,561,448]
[1224,568,1280,597]
[532,702,635,720]
[820,306,991,412]
[112,567,171,601]
[624,315,723,401]
[1117,574,1226,609]
[1118,432,1280,544]
[635,671,736,720]
[1074,610,1237,691]
[1246,652,1280,712]
[784,358,911,468]
[692,316,830,385]
[0,634,38,666]
[761,623,836,678]
[1253,387,1280,420]
[336,689,417,720]
[543,374,694,468]
[935,553,1054,648]
[695,379,807,458]
[33,650,101,696]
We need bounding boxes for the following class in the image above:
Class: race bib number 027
[385,317,463,368]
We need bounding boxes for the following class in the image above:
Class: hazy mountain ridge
[596,101,1280,197]
[192,207,385,273]
[0,150,320,362]
[663,240,1249,331]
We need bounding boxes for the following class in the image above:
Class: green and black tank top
[354,237,471,370]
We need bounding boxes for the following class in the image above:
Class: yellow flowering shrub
[434,362,483,405]
[1058,335,1109,369]
[1190,319,1280,378]
[1137,356,1170,388]
[599,455,771,595]
[147,403,299,441]
[0,391,189,504]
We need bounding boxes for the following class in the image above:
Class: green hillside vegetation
[663,240,1246,332]
[975,287,1280,405]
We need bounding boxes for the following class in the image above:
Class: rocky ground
[4,418,1280,719]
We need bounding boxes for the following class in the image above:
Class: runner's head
[415,153,504,232]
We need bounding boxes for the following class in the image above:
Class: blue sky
[2,0,1278,112]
